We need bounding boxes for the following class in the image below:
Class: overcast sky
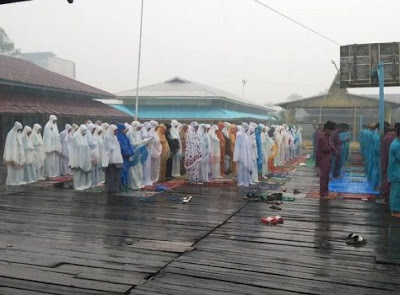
[1,0,400,104]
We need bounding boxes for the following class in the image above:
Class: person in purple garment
[318,121,336,197]
[381,122,395,203]
[331,123,342,178]
[315,125,323,168]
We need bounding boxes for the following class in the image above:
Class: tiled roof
[0,55,113,98]
[0,94,128,118]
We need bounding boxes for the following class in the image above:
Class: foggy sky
[1,0,400,105]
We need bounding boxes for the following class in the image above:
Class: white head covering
[69,125,92,172]
[3,121,25,167]
[102,124,123,167]
[233,122,253,171]
[43,115,61,153]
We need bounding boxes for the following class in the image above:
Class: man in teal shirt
[388,123,400,217]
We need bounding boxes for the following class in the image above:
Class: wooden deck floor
[0,165,400,294]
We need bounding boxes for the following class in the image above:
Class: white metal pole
[135,0,145,121]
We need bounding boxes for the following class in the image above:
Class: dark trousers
[166,157,173,178]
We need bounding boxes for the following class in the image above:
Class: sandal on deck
[260,217,278,225]
[274,215,284,224]
[346,234,366,245]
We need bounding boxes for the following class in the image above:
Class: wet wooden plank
[130,240,194,253]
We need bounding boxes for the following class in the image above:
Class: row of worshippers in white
[185,122,303,186]
[3,115,303,189]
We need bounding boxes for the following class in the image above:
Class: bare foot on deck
[391,212,400,218]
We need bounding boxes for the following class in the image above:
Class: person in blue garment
[255,124,263,177]
[338,123,350,172]
[116,123,134,191]
[371,124,381,190]
[388,123,400,218]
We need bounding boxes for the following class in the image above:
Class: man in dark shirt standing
[318,121,336,197]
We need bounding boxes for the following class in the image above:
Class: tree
[286,93,302,102]
[0,27,20,56]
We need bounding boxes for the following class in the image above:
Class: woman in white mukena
[21,125,37,184]
[32,124,46,180]
[43,115,62,178]
[3,121,26,185]
[69,125,92,190]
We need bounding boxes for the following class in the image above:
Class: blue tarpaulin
[329,169,379,195]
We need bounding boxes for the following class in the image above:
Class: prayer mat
[116,191,159,198]
[306,189,377,201]
[329,174,378,195]
[259,182,282,190]
[49,175,73,183]
[142,179,186,191]
[27,175,73,188]
[272,155,309,173]
[192,179,237,188]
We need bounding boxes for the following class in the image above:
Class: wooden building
[0,55,128,154]
[277,75,400,140]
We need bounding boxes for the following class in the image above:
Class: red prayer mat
[272,155,308,173]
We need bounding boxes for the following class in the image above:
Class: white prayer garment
[128,121,151,190]
[198,124,210,183]
[208,125,221,179]
[94,126,105,182]
[149,120,162,183]
[43,115,61,178]
[140,122,153,186]
[3,122,26,186]
[32,124,46,180]
[69,125,92,191]
[59,124,73,176]
[22,126,37,184]
[234,122,253,187]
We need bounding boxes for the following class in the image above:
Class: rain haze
[1,0,400,104]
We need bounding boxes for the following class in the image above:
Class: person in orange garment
[228,124,237,176]
[216,121,226,177]
[156,124,170,181]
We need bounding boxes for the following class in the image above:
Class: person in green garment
[388,123,400,217]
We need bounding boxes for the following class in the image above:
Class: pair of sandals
[260,215,284,225]
[346,233,366,245]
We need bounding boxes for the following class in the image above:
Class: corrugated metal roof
[0,55,114,98]
[111,105,274,121]
[116,76,272,112]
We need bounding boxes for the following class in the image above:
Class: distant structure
[114,76,275,123]
[278,74,400,139]
[21,52,76,79]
